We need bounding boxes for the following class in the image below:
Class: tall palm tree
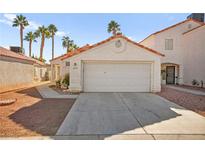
[48,24,58,59]
[107,20,121,36]
[35,26,50,61]
[12,14,29,52]
[62,36,75,53]
[24,32,37,57]
[69,43,79,51]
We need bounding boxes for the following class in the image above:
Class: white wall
[182,26,205,85]
[68,38,161,92]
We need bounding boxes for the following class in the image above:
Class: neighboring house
[140,18,205,85]
[51,34,164,92]
[0,47,51,92]
[32,58,51,82]
[0,47,35,92]
[50,53,68,82]
[182,24,205,85]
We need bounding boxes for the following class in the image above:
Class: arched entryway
[161,63,180,85]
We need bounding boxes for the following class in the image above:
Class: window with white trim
[165,39,173,50]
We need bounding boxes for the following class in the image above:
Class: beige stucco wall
[68,38,161,92]
[0,56,34,91]
[140,35,156,49]
[33,65,48,82]
[140,20,201,84]
[50,58,70,82]
[182,26,205,85]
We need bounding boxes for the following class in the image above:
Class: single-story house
[0,46,35,92]
[51,34,164,92]
[32,58,51,82]
[0,47,51,92]
[50,53,68,81]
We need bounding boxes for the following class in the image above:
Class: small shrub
[192,79,199,86]
[62,73,70,89]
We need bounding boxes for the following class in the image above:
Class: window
[165,39,173,50]
[65,61,70,66]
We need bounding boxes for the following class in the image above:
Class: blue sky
[0,13,189,62]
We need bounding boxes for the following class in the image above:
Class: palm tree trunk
[67,46,69,53]
[29,40,32,57]
[113,29,116,36]
[20,25,23,52]
[40,33,45,61]
[52,34,54,59]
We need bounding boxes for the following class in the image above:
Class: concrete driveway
[56,93,205,139]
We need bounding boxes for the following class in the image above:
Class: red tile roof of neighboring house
[60,34,164,61]
[139,18,204,43]
[0,46,35,63]
[32,58,47,66]
[182,24,205,35]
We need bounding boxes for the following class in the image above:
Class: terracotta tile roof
[139,18,204,43]
[60,34,164,61]
[183,24,205,35]
[50,53,68,62]
[32,58,47,66]
[0,46,34,63]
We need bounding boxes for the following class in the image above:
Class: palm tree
[35,26,50,61]
[62,36,75,53]
[69,43,79,51]
[107,20,121,36]
[48,24,58,59]
[24,32,37,57]
[12,14,29,52]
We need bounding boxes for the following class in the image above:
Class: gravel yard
[0,87,75,137]
[156,86,205,117]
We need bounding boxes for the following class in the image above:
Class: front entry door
[166,66,175,84]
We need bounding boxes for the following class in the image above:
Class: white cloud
[27,21,41,30]
[4,13,16,21]
[0,13,66,36]
[0,13,41,30]
[0,13,16,26]
[0,19,12,26]
[56,31,67,37]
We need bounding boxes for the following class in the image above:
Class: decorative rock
[0,99,16,106]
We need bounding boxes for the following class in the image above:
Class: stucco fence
[0,56,34,93]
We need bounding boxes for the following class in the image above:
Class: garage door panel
[84,62,151,92]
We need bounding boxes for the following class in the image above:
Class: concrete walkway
[166,85,205,96]
[36,84,78,99]
[57,93,205,139]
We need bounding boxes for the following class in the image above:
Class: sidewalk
[36,84,78,99]
[166,85,205,96]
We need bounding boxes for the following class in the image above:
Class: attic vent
[188,24,192,29]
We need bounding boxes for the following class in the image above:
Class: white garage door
[83,62,151,92]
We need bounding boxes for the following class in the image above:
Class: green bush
[192,79,199,86]
[62,73,70,89]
